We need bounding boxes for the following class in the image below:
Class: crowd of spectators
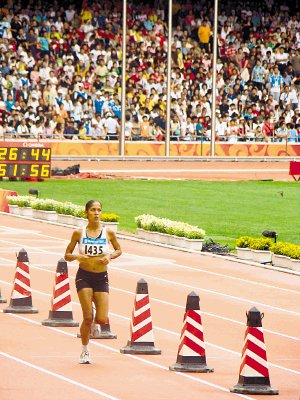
[0,0,299,143]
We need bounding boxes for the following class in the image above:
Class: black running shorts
[75,268,109,293]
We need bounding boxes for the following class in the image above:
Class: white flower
[135,214,205,239]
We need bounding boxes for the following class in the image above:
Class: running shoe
[79,350,91,364]
[91,323,101,338]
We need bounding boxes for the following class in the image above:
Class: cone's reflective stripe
[178,329,205,355]
[134,294,149,311]
[130,294,154,343]
[239,327,269,377]
[131,321,154,342]
[52,274,72,312]
[132,305,151,326]
[183,311,204,338]
[12,262,32,298]
[52,292,72,311]
[53,274,70,297]
[178,310,205,357]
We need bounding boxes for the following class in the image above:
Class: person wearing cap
[27,93,39,112]
[94,91,105,115]
[74,83,87,101]
[54,88,64,107]
[103,112,120,140]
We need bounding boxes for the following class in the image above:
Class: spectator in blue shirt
[287,123,298,142]
[5,94,15,112]
[38,31,50,58]
[94,91,105,115]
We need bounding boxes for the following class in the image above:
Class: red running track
[0,214,299,400]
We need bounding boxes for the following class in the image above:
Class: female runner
[65,200,122,364]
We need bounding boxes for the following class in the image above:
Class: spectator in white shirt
[16,119,30,138]
[103,112,120,140]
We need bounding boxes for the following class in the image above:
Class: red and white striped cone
[120,279,161,354]
[3,249,38,313]
[169,291,213,372]
[0,287,7,303]
[42,259,79,327]
[230,307,279,395]
[77,302,117,339]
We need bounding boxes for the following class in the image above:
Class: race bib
[82,237,107,256]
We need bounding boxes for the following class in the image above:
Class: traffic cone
[230,307,279,395]
[3,249,38,313]
[42,259,79,327]
[120,279,161,354]
[77,302,117,339]
[0,287,7,303]
[169,291,213,372]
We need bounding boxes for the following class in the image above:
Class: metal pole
[120,0,127,156]
[165,0,172,157]
[210,0,219,157]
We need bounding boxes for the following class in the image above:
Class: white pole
[165,0,172,157]
[211,0,219,157]
[120,0,127,156]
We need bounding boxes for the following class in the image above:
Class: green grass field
[1,179,299,248]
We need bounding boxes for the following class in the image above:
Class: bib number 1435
[85,245,103,256]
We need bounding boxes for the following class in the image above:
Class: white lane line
[111,266,300,317]
[0,236,299,316]
[108,286,300,343]
[1,228,299,294]
[1,263,298,342]
[0,351,120,400]
[1,276,300,374]
[0,255,299,341]
[0,313,259,400]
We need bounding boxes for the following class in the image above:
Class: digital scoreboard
[0,142,51,178]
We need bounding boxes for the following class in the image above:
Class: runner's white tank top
[79,226,110,256]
